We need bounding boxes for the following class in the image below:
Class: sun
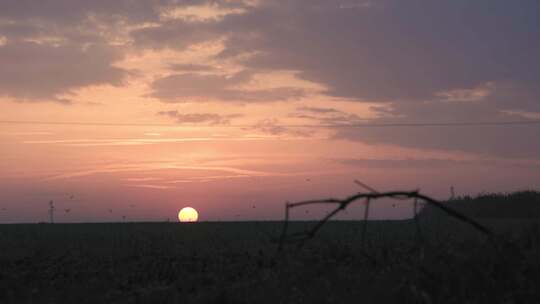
[178,207,199,222]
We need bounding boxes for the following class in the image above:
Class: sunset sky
[1,0,539,223]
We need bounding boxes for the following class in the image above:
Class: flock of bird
[0,178,411,222]
[0,192,139,222]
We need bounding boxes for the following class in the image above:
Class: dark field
[1,219,540,304]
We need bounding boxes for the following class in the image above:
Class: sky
[1,0,539,223]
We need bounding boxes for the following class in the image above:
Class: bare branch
[278,188,494,251]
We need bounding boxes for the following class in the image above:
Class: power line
[0,120,173,127]
[322,121,540,127]
[1,119,540,128]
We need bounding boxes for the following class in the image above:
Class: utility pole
[49,200,55,223]
[450,186,455,201]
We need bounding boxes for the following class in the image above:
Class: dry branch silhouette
[278,186,494,251]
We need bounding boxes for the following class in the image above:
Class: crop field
[1,217,539,304]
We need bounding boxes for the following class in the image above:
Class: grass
[1,218,539,303]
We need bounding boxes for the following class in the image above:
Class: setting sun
[178,207,199,222]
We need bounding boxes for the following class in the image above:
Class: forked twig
[413,197,424,246]
[361,198,371,249]
[354,180,377,249]
[278,189,494,251]
[354,180,379,194]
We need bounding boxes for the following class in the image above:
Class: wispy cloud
[42,162,277,181]
[149,70,306,102]
[125,177,163,182]
[334,157,540,169]
[249,119,315,137]
[290,106,369,125]
[157,110,243,125]
[23,136,272,146]
[1,131,54,136]
[126,184,175,190]
[168,63,215,72]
